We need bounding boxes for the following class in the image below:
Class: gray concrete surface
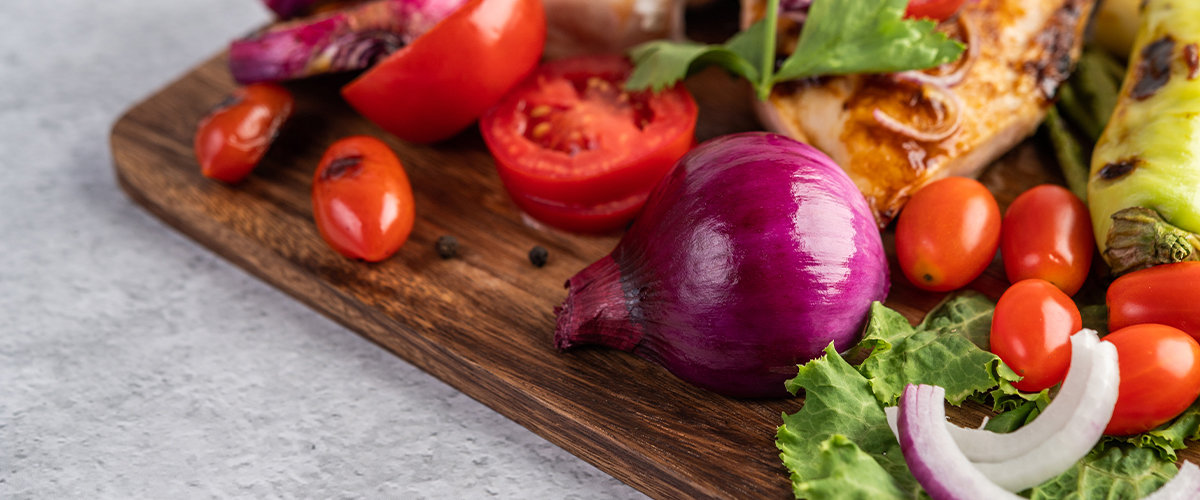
[0,1,647,498]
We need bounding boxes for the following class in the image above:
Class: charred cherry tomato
[341,0,545,143]
[311,136,415,262]
[1001,185,1094,296]
[194,82,293,183]
[989,279,1081,392]
[895,177,1001,292]
[905,0,966,21]
[481,55,698,233]
[1103,323,1200,436]
[1108,262,1200,342]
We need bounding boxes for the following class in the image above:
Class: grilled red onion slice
[871,80,963,143]
[230,0,466,84]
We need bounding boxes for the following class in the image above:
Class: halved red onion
[1144,461,1200,500]
[897,384,1024,500]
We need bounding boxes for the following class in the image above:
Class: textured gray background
[0,1,646,498]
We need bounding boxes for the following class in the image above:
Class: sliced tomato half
[481,55,697,232]
[341,0,546,144]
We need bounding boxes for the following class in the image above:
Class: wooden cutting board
[109,40,1132,499]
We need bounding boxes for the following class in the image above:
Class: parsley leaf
[626,0,964,100]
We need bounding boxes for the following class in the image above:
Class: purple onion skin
[230,0,466,84]
[555,132,889,398]
[263,0,324,18]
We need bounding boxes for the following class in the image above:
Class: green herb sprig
[626,0,965,100]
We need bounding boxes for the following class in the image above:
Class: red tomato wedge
[341,0,546,144]
[194,82,293,183]
[481,55,698,232]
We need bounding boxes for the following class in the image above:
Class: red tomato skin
[990,279,1081,392]
[895,177,1001,292]
[1001,185,1094,296]
[510,189,648,234]
[482,55,697,207]
[194,83,293,183]
[1103,324,1200,436]
[480,55,698,233]
[311,136,415,262]
[1109,262,1200,342]
[905,0,966,21]
[341,0,545,143]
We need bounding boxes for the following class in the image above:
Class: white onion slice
[896,384,1023,500]
[971,338,1119,491]
[1144,461,1200,500]
[953,330,1102,462]
[885,330,1101,463]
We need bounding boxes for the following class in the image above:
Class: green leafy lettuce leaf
[1099,400,1200,461]
[778,344,918,499]
[626,0,963,99]
[793,435,908,500]
[772,0,964,82]
[857,297,1020,406]
[1027,446,1176,500]
[778,295,1196,499]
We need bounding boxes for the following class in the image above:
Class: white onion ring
[871,81,963,143]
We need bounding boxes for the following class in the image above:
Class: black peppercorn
[528,245,549,268]
[435,235,458,259]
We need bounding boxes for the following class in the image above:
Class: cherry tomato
[1103,324,1200,436]
[311,136,415,261]
[1109,262,1200,342]
[989,279,1081,392]
[341,0,545,143]
[480,55,698,233]
[1001,185,1094,296]
[905,0,966,21]
[895,177,1001,292]
[194,83,293,183]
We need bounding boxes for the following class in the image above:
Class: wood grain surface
[108,28,1191,500]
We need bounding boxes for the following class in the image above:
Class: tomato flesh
[194,83,293,183]
[1108,262,1200,342]
[990,279,1081,392]
[905,0,966,21]
[895,177,1001,292]
[341,0,545,143]
[1001,184,1094,296]
[311,136,415,261]
[481,55,697,233]
[1103,324,1200,436]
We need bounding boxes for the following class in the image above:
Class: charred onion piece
[871,80,964,143]
[230,0,466,84]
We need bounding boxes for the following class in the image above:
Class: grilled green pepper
[1088,0,1200,275]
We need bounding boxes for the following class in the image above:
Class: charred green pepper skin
[1088,0,1200,273]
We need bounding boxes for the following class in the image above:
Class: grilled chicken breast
[746,0,1095,226]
